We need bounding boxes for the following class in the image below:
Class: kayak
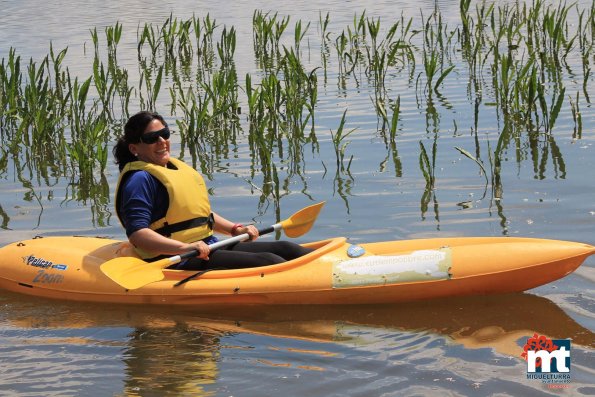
[0,235,592,305]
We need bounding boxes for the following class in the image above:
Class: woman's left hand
[237,225,259,240]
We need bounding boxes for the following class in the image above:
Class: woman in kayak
[113,111,312,270]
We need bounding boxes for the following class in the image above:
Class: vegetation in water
[0,0,593,230]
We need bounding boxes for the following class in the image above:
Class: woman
[113,111,312,270]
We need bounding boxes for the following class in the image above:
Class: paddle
[100,201,325,290]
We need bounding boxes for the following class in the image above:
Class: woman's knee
[256,252,286,265]
[273,241,313,258]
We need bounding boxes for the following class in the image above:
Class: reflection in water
[0,291,593,395]
[123,326,220,396]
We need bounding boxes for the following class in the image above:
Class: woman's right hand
[184,241,210,260]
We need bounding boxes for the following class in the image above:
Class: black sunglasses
[140,127,171,144]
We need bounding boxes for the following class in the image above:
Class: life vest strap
[154,213,214,237]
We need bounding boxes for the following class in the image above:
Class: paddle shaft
[169,223,281,266]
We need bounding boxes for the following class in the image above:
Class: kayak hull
[0,235,592,305]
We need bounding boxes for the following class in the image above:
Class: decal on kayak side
[20,255,68,285]
[32,270,64,284]
[22,255,68,271]
[332,248,452,288]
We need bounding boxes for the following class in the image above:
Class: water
[1,0,594,395]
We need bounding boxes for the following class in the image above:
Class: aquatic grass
[66,72,110,178]
[319,11,331,82]
[294,20,310,56]
[2,3,594,227]
[162,14,194,61]
[175,64,241,175]
[0,48,23,133]
[569,91,582,139]
[419,140,435,190]
[139,64,163,112]
[454,146,488,199]
[377,95,402,177]
[418,139,439,222]
[192,14,217,75]
[330,110,355,175]
[419,11,455,97]
[366,17,401,97]
[217,26,237,68]
[91,27,125,121]
[137,22,161,61]
[577,5,593,102]
[280,47,318,136]
[253,11,290,69]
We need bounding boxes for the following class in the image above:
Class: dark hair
[113,111,167,171]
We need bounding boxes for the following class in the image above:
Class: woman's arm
[129,228,210,259]
[212,212,259,240]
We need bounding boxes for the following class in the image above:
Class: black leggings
[173,240,313,270]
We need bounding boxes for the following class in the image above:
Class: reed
[569,91,582,139]
[418,139,439,222]
[330,110,355,175]
[253,11,290,68]
[319,11,331,81]
[0,48,23,134]
[420,11,455,97]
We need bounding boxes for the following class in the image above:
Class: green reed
[0,48,23,134]
[319,11,331,81]
[175,65,241,175]
[418,139,439,222]
[420,11,455,97]
[294,20,310,56]
[454,146,488,198]
[377,94,402,178]
[66,72,109,178]
[569,91,582,139]
[280,47,318,135]
[576,4,593,102]
[253,11,290,68]
[217,26,237,68]
[330,110,355,175]
[91,24,133,121]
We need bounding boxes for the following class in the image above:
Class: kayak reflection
[1,291,592,394]
[0,292,595,396]
[2,290,592,350]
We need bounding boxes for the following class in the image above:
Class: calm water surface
[1,0,594,395]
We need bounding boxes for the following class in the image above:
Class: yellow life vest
[115,157,213,259]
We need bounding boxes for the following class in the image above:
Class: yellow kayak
[0,235,592,305]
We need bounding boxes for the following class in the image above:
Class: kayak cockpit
[162,237,347,281]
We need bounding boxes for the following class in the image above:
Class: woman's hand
[185,241,210,260]
[233,224,259,241]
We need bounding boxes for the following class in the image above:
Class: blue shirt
[119,170,168,237]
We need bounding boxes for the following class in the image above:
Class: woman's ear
[128,143,139,157]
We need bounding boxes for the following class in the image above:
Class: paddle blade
[100,256,173,290]
[281,201,325,238]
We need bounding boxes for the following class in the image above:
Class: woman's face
[129,118,171,166]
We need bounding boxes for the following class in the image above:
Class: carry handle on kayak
[100,202,325,290]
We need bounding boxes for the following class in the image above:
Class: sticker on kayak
[332,248,452,288]
[22,255,68,271]
[347,244,366,258]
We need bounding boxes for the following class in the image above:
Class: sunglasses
[140,127,171,144]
